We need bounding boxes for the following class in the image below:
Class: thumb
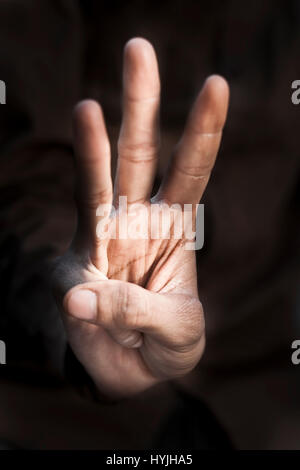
[63,279,203,349]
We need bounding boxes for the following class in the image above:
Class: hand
[52,38,229,399]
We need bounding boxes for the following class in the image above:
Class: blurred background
[0,0,299,450]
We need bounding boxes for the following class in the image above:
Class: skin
[52,38,229,399]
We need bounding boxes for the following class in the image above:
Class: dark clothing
[0,0,299,449]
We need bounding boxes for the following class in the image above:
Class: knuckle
[118,140,158,163]
[116,284,145,329]
[117,283,132,327]
[77,187,113,211]
[174,161,212,180]
[176,298,205,347]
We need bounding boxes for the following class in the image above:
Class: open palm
[53,38,229,399]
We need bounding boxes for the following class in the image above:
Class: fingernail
[67,289,97,321]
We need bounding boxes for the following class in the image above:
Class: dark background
[0,0,299,450]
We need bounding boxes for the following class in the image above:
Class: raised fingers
[157,75,229,205]
[114,38,160,206]
[72,100,112,242]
